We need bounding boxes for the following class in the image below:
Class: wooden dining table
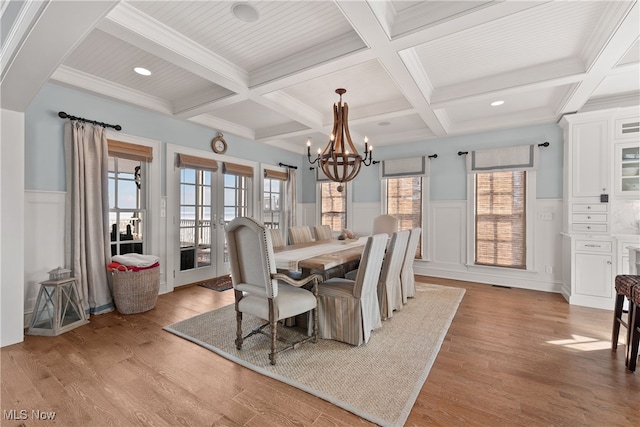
[273,237,367,279]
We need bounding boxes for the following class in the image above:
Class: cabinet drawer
[572,213,607,222]
[572,204,608,213]
[572,223,608,233]
[576,240,612,253]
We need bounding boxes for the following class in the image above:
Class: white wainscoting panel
[351,202,380,237]
[24,191,66,325]
[428,201,467,267]
[416,198,564,294]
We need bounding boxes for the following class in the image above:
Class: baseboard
[414,263,564,294]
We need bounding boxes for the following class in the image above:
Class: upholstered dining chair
[400,228,422,303]
[225,217,322,365]
[316,233,387,346]
[288,226,314,245]
[268,228,285,248]
[313,224,333,241]
[378,230,409,320]
[372,214,399,236]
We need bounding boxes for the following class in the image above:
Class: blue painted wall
[25,83,304,195]
[300,123,564,203]
[27,83,563,204]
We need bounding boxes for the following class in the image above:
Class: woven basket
[111,266,159,314]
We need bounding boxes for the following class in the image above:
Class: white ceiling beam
[187,115,255,141]
[51,66,174,115]
[99,2,249,97]
[558,1,639,114]
[335,0,448,136]
[388,1,552,51]
[430,58,586,109]
[173,93,248,119]
[1,0,118,111]
[257,91,324,132]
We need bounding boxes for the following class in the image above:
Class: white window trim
[316,180,353,232]
[381,176,430,261]
[465,170,537,273]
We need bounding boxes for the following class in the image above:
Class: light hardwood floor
[2,276,638,426]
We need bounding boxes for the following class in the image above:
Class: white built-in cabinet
[561,106,640,310]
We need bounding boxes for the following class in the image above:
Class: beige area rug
[164,283,465,427]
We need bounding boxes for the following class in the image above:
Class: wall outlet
[545,265,553,274]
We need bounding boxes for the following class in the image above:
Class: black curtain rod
[58,111,122,131]
[428,154,438,159]
[278,162,298,169]
[458,142,549,156]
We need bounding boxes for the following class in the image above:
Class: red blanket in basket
[108,261,159,272]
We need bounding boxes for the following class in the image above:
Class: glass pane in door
[179,168,213,271]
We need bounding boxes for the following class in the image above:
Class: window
[475,170,526,269]
[263,177,283,229]
[179,168,212,271]
[108,157,145,256]
[385,176,422,258]
[320,182,346,230]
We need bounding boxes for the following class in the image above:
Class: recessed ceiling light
[491,100,505,106]
[231,2,259,22]
[134,67,151,76]
[378,121,391,126]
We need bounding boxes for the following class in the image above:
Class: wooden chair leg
[628,304,639,372]
[612,293,625,350]
[269,319,277,365]
[235,311,243,350]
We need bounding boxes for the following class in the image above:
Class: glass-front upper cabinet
[615,141,640,197]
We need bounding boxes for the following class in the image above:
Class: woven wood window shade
[264,169,288,181]
[108,139,153,162]
[386,177,422,258]
[223,162,253,177]
[321,182,346,231]
[475,170,526,269]
[176,153,218,172]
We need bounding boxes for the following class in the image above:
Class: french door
[172,161,251,288]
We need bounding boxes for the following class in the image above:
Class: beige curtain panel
[64,122,114,315]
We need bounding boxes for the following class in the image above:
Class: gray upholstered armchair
[225,217,322,365]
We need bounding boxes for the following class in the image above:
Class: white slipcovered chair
[225,217,322,365]
[268,228,285,248]
[316,234,387,346]
[377,230,409,320]
[400,228,422,303]
[313,224,333,241]
[288,226,314,245]
[372,214,399,236]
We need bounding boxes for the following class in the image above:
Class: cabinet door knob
[587,216,591,219]
[587,206,591,209]
[587,226,591,229]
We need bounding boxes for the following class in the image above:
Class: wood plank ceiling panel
[127,0,355,72]
[63,29,218,100]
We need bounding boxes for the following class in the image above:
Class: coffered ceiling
[2,1,638,153]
